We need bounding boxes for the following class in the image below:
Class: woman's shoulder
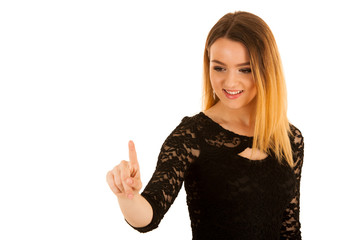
[289,123,303,136]
[288,122,304,150]
[167,112,208,139]
[162,113,203,151]
[177,112,207,128]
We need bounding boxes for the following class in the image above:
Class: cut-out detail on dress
[127,112,304,240]
[237,147,269,161]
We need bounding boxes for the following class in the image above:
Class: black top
[127,112,304,240]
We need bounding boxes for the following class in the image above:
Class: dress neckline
[198,112,272,163]
[198,112,254,140]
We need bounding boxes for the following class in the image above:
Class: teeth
[225,90,244,95]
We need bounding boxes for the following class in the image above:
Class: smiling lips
[223,89,244,99]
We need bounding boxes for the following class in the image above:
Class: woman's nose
[225,70,238,85]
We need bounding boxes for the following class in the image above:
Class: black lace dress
[127,112,304,240]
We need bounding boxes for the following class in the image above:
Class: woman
[106,11,304,240]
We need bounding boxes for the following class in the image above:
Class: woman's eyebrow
[211,59,250,67]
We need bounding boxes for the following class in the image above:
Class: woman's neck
[206,100,256,128]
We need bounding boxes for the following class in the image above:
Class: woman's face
[209,38,257,111]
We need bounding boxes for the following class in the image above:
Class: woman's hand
[106,140,142,200]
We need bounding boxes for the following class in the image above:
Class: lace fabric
[128,112,304,240]
[279,124,304,240]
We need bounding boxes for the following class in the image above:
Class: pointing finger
[128,140,139,172]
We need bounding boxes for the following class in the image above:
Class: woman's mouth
[223,89,244,99]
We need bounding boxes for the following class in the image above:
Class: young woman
[106,11,304,240]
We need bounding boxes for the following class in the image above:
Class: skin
[106,140,153,227]
[204,37,267,160]
[106,38,267,228]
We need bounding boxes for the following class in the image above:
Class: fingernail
[128,194,133,199]
[127,178,133,185]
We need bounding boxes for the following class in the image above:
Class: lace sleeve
[280,124,304,240]
[127,117,200,233]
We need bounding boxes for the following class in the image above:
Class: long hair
[202,11,294,167]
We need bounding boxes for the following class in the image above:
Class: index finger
[128,140,139,168]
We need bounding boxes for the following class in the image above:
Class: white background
[1,0,359,239]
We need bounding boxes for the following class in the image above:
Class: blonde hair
[202,11,294,167]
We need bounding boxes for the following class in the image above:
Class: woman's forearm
[118,193,153,228]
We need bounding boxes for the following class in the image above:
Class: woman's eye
[213,66,225,72]
[239,68,251,73]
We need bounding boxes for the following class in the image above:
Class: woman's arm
[280,124,304,240]
[117,193,153,228]
[128,116,200,233]
[107,116,200,233]
[106,141,153,228]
